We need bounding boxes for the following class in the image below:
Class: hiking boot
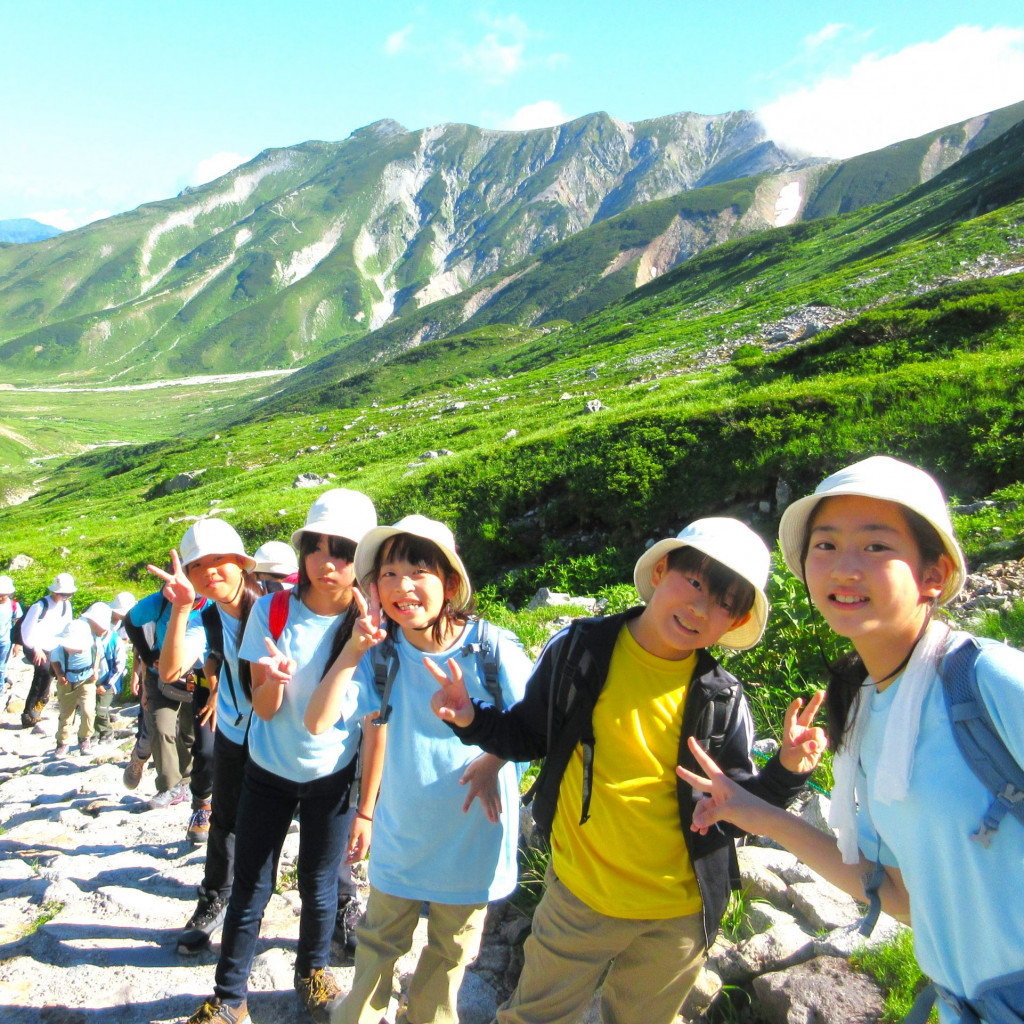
[186,998,249,1024]
[54,743,69,757]
[123,750,146,790]
[177,885,228,955]
[294,966,341,1023]
[148,780,189,810]
[331,894,363,959]
[187,803,213,844]
[79,738,93,755]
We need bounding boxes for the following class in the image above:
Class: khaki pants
[497,867,706,1024]
[55,679,97,746]
[142,669,193,793]
[332,885,487,1024]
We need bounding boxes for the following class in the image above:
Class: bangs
[665,546,756,617]
[374,533,452,578]
[298,531,356,563]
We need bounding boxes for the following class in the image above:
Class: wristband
[355,810,373,823]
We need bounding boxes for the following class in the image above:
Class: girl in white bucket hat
[147,518,264,954]
[305,513,533,1024]
[678,456,1024,1023]
[186,490,385,1024]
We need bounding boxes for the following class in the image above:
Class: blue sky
[2,0,1023,230]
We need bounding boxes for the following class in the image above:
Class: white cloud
[500,101,571,131]
[385,24,413,56]
[193,152,246,186]
[28,207,113,231]
[804,23,850,49]
[760,25,1024,158]
[458,31,525,78]
[453,12,567,82]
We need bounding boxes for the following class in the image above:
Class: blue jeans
[214,756,357,1004]
[0,639,11,691]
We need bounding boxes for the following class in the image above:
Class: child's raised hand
[146,550,196,607]
[424,657,475,728]
[350,585,387,652]
[676,737,765,835]
[779,691,828,774]
[258,636,296,685]
[459,753,503,823]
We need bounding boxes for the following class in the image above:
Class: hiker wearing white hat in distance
[82,602,126,745]
[427,516,824,1024]
[19,572,77,728]
[187,490,385,1024]
[50,617,101,757]
[677,456,1024,1024]
[251,541,299,591]
[305,513,533,1024]
[0,575,22,702]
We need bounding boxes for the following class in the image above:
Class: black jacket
[451,608,810,948]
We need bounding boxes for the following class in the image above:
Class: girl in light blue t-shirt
[306,514,532,1024]
[185,490,385,1024]
[678,457,1024,1024]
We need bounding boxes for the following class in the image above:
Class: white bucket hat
[82,602,112,633]
[252,541,299,577]
[633,517,771,651]
[180,519,257,572]
[0,575,15,595]
[48,572,77,595]
[53,618,94,653]
[110,591,137,616]
[355,514,472,612]
[291,489,378,548]
[778,455,967,606]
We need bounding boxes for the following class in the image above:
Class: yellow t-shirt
[550,624,703,919]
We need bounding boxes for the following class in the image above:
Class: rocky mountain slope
[2,100,1020,386]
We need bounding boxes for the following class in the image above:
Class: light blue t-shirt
[51,643,97,684]
[129,591,207,666]
[356,619,533,905]
[239,592,375,783]
[857,635,1024,1010]
[213,607,251,747]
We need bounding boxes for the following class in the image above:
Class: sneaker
[186,998,249,1024]
[32,722,47,735]
[79,738,93,755]
[177,885,228,955]
[123,750,146,790]
[54,743,69,757]
[187,803,213,844]
[294,967,341,1023]
[332,894,363,958]
[148,780,189,810]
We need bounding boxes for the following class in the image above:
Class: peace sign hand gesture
[146,550,196,607]
[425,656,475,728]
[350,585,388,653]
[258,636,297,686]
[779,691,828,774]
[676,737,768,835]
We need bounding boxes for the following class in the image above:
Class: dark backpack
[371,618,504,726]
[201,602,254,726]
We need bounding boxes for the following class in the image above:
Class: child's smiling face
[375,543,456,635]
[186,553,245,603]
[636,561,749,660]
[803,494,950,664]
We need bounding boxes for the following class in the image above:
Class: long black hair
[294,531,360,674]
[801,500,948,751]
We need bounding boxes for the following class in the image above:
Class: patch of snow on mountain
[774,181,802,227]
[139,153,292,288]
[277,220,345,288]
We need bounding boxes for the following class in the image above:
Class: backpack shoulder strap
[268,589,290,642]
[696,681,742,751]
[201,603,224,663]
[458,619,505,711]
[370,634,399,725]
[941,635,1024,847]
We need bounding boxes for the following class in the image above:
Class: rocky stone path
[0,658,503,1024]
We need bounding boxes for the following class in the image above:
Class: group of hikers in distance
[4,454,1022,1024]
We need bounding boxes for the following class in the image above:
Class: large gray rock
[788,880,863,931]
[7,554,34,571]
[752,955,886,1024]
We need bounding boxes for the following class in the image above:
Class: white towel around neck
[829,618,951,863]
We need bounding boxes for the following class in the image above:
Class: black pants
[190,685,216,805]
[22,655,53,725]
[203,729,249,898]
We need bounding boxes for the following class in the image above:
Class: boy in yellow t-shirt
[429,518,825,1024]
